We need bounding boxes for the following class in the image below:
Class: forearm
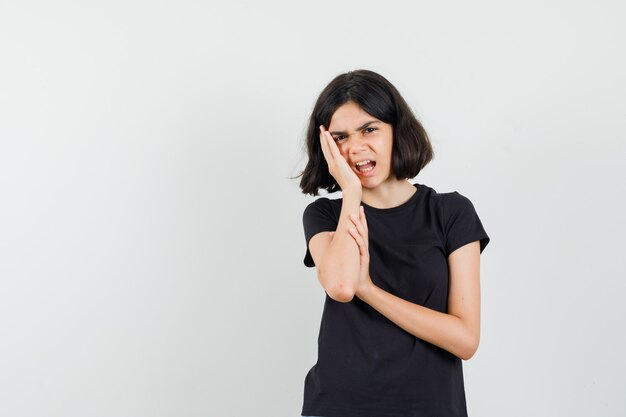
[318,189,362,302]
[357,284,478,360]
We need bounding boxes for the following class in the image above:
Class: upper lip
[352,158,376,165]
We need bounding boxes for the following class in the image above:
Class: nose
[348,132,368,154]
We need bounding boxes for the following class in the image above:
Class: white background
[1,1,625,416]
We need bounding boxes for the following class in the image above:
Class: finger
[359,206,368,249]
[348,228,365,255]
[319,125,333,164]
[323,129,343,160]
[349,227,370,263]
[349,213,365,237]
[320,126,334,165]
[350,212,368,253]
[320,125,341,158]
[348,222,367,255]
[360,206,368,232]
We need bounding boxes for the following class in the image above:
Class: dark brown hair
[295,69,434,196]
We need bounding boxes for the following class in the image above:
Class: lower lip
[356,164,376,177]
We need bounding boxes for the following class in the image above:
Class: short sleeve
[444,191,490,256]
[302,198,338,267]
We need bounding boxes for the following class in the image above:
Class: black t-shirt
[301,182,490,417]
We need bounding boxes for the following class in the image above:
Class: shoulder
[420,184,472,210]
[304,197,342,212]
[427,187,479,227]
[301,196,342,261]
[304,196,331,210]
[434,188,490,255]
[302,196,341,224]
[303,196,339,215]
[440,190,475,212]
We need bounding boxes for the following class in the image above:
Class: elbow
[317,265,357,303]
[326,280,356,303]
[459,335,480,361]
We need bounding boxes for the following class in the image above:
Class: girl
[297,69,490,417]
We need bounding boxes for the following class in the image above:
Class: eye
[333,135,346,142]
[364,127,377,133]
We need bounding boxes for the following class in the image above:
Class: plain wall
[1,1,625,416]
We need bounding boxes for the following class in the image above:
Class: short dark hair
[295,69,434,196]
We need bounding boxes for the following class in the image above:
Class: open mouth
[355,160,376,173]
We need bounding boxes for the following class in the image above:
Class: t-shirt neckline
[359,183,423,214]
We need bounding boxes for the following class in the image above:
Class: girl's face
[327,101,395,187]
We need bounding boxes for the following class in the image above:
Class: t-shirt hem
[302,404,429,417]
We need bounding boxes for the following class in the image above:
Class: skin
[315,100,482,360]
[319,100,417,208]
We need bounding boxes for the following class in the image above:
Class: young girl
[297,69,490,417]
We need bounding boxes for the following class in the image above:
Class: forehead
[329,101,378,129]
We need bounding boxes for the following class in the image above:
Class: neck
[361,179,416,209]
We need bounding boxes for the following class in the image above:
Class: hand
[346,205,375,297]
[319,125,362,193]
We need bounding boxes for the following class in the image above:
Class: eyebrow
[330,120,380,135]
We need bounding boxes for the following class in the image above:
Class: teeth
[355,160,372,167]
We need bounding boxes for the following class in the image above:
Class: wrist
[342,186,362,199]
[339,188,363,221]
[357,280,376,300]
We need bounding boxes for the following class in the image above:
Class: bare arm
[356,241,482,360]
[315,188,363,303]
